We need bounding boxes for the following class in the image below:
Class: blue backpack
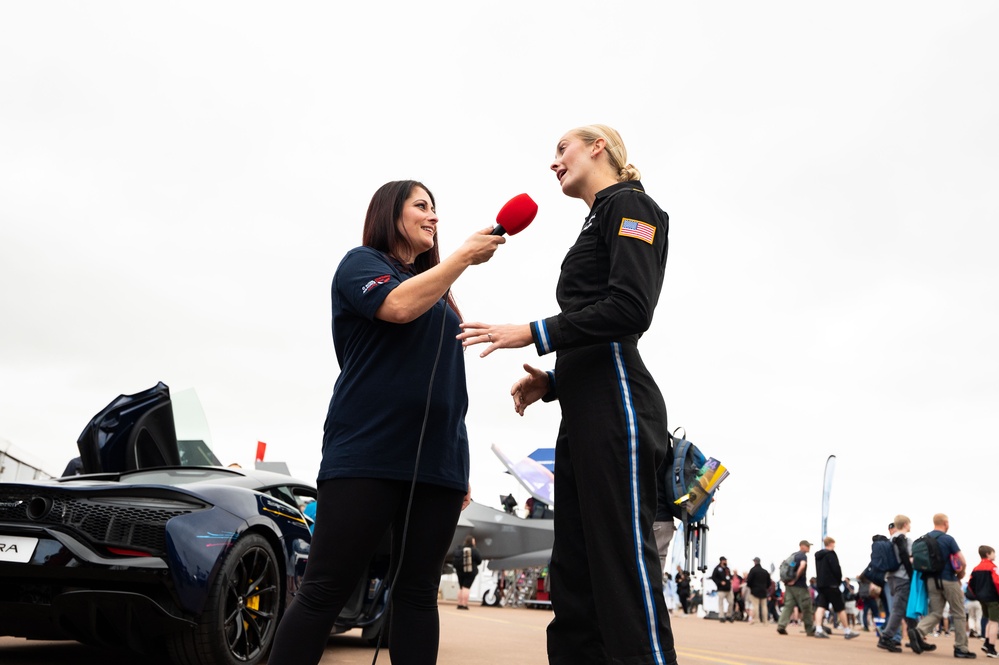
[664,429,717,523]
[861,534,901,586]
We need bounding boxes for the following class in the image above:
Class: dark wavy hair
[361,180,460,318]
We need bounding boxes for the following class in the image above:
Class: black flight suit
[531,181,674,665]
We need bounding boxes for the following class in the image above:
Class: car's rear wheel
[168,533,281,665]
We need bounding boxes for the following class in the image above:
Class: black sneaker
[954,648,977,659]
[909,634,924,654]
[879,638,903,653]
[777,627,787,635]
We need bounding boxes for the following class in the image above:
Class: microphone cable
[370,289,451,665]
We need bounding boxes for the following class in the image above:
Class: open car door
[76,381,180,474]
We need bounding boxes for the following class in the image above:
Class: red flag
[255,441,267,462]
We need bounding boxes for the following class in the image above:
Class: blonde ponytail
[572,124,640,182]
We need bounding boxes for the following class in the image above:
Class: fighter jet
[450,500,553,570]
[447,443,556,570]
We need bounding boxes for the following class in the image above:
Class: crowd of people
[658,512,999,659]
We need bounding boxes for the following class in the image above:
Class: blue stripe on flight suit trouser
[611,341,666,665]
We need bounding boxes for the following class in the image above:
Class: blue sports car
[0,383,390,665]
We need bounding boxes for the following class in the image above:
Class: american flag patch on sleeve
[618,218,655,244]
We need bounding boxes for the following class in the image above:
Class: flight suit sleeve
[540,369,558,403]
[530,190,669,355]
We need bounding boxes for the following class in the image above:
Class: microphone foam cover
[495,193,538,236]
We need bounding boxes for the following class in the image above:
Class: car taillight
[107,547,152,557]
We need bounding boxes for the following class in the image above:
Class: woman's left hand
[457,322,534,357]
[462,484,472,511]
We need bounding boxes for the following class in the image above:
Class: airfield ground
[0,602,979,664]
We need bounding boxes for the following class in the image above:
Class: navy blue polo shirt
[318,246,469,493]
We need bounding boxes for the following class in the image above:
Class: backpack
[779,552,798,583]
[861,535,901,586]
[860,562,884,587]
[911,532,945,576]
[452,546,473,573]
[664,429,726,523]
[872,535,901,573]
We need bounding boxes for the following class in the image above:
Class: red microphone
[491,193,538,236]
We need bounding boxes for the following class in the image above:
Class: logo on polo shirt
[362,275,391,294]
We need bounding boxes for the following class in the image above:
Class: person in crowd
[712,556,734,622]
[456,124,675,665]
[745,557,771,625]
[967,580,983,640]
[676,567,692,615]
[777,540,816,637]
[812,537,859,639]
[842,577,859,630]
[454,535,483,610]
[732,569,746,620]
[878,514,913,653]
[857,572,882,632]
[913,513,975,658]
[969,544,999,658]
[689,585,704,617]
[768,579,782,624]
[653,474,676,583]
[267,180,504,665]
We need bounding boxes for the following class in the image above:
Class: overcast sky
[2,2,998,579]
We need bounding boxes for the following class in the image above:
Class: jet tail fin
[491,443,554,506]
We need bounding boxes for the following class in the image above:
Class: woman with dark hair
[458,125,675,665]
[453,535,483,610]
[268,180,504,665]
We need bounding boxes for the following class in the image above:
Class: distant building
[0,438,55,482]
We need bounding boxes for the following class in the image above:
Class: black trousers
[268,478,464,665]
[547,342,676,665]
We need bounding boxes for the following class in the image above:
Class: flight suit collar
[592,180,644,209]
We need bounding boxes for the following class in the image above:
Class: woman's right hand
[511,363,549,416]
[458,226,505,265]
[375,227,503,324]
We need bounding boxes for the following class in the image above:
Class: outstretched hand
[511,363,549,416]
[457,322,534,358]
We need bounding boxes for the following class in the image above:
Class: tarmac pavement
[0,604,985,664]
